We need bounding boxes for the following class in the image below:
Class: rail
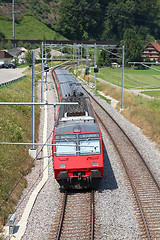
[49,190,95,240]
[83,86,160,239]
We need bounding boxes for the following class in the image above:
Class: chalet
[142,41,160,62]
[7,48,27,64]
[0,50,13,64]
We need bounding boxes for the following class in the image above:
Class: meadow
[82,66,160,147]
[0,15,66,40]
[0,66,40,230]
[95,67,160,90]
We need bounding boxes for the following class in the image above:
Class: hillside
[0,0,160,44]
[0,0,64,40]
[0,14,65,40]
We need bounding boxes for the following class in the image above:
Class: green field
[0,67,41,229]
[81,66,160,147]
[93,67,160,90]
[141,90,160,98]
[0,15,66,40]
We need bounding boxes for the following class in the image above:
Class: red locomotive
[52,69,104,189]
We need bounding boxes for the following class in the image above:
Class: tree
[17,41,24,48]
[24,42,31,50]
[57,0,101,40]
[0,41,3,50]
[102,0,160,41]
[102,1,136,40]
[122,28,143,66]
[0,32,5,41]
[24,50,32,66]
[5,40,12,50]
[97,49,111,67]
[14,57,19,66]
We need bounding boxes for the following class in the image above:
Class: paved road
[0,68,27,84]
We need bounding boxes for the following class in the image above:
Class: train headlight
[92,162,98,166]
[59,164,66,168]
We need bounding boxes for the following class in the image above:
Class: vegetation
[93,67,160,89]
[82,66,160,147]
[0,15,65,41]
[57,0,101,40]
[24,50,32,66]
[97,49,112,67]
[57,0,160,42]
[0,66,40,229]
[121,28,143,65]
[0,0,160,42]
[97,80,160,146]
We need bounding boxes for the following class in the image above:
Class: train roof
[54,69,88,100]
[54,122,100,134]
[54,69,100,132]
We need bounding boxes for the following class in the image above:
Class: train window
[79,139,100,155]
[55,134,76,140]
[55,141,76,156]
[79,133,100,139]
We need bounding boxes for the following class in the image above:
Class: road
[0,68,27,84]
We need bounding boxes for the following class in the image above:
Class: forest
[57,0,160,42]
[0,0,160,42]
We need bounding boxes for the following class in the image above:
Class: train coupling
[78,172,82,181]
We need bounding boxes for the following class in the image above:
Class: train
[52,69,104,189]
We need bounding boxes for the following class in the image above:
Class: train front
[53,128,104,189]
[52,69,104,189]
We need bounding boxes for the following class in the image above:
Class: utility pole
[61,43,62,63]
[8,0,20,42]
[121,45,125,109]
[41,42,44,103]
[12,0,15,40]
[86,45,90,84]
[81,44,82,75]
[75,44,77,72]
[31,50,35,150]
[94,43,97,91]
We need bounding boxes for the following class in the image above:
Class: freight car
[52,69,104,189]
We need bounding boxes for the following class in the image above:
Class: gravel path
[5,70,160,239]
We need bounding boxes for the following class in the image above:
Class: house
[7,48,27,64]
[34,47,65,59]
[0,50,13,65]
[142,41,160,62]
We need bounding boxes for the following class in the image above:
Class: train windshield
[55,142,76,156]
[54,133,101,156]
[79,139,100,155]
[55,134,76,156]
[79,133,100,155]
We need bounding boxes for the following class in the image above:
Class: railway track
[83,86,160,239]
[49,190,94,240]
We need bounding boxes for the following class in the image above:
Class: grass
[0,66,40,229]
[18,64,29,68]
[93,67,160,89]
[81,67,160,147]
[0,15,66,40]
[141,90,160,98]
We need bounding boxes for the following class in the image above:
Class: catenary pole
[94,43,97,91]
[81,44,82,75]
[121,45,125,109]
[32,50,35,149]
[12,0,15,40]
[41,42,43,102]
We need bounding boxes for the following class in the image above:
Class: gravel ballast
[5,71,160,240]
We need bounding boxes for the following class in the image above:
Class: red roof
[149,42,160,52]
